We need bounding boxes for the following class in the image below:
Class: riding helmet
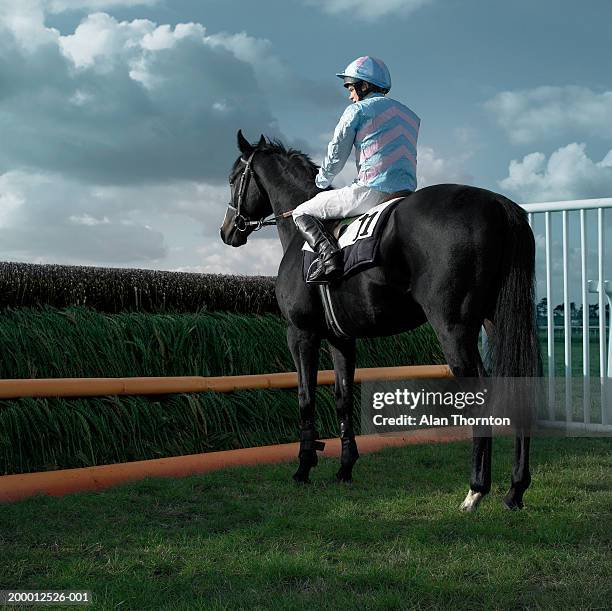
[336,56,391,92]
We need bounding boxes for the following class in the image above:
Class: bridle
[226,151,293,232]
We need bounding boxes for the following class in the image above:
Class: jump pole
[0,364,452,399]
[0,427,469,504]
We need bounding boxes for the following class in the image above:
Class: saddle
[328,190,412,239]
[302,190,412,283]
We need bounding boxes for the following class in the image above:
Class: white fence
[520,197,612,433]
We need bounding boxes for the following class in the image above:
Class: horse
[220,129,540,511]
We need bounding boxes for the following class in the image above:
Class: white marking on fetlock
[460,489,484,512]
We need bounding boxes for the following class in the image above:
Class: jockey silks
[315,93,420,194]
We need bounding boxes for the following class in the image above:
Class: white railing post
[545,211,555,419]
[598,209,607,424]
[580,210,590,425]
[562,210,572,422]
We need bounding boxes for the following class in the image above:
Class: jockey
[293,56,420,282]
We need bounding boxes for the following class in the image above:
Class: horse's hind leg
[287,325,324,484]
[328,335,358,482]
[504,432,531,509]
[461,431,492,512]
[423,315,491,512]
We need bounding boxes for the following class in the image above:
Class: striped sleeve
[315,104,361,189]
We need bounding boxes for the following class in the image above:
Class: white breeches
[292,184,389,220]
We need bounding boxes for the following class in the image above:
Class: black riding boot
[294,214,343,282]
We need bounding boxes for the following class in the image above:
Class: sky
[0,0,611,304]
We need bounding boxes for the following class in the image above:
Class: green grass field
[1,437,610,610]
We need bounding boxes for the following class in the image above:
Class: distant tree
[536,297,547,325]
[553,303,564,325]
[589,304,599,325]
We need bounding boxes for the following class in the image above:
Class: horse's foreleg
[504,432,531,509]
[328,336,358,482]
[287,325,322,484]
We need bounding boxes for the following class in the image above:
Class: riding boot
[294,214,343,282]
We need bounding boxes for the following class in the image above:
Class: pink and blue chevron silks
[315,93,420,194]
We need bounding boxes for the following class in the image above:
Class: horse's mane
[258,138,319,180]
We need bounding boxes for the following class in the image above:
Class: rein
[227,152,293,232]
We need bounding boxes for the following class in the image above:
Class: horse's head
[220,130,273,247]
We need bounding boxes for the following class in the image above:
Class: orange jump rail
[0,427,470,504]
[0,364,452,399]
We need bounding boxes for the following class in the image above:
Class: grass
[0,437,610,610]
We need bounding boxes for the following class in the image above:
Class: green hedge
[0,306,443,378]
[0,262,278,314]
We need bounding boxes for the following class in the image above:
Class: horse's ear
[257,134,266,148]
[237,129,252,155]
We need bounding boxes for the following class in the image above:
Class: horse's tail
[489,198,541,378]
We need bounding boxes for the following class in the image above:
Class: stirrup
[306,253,343,283]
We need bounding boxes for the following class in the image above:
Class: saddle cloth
[302,196,405,282]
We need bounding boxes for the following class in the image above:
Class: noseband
[226,152,293,232]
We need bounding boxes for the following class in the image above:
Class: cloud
[0,10,283,185]
[182,239,283,276]
[87,179,231,231]
[203,30,341,113]
[0,168,283,273]
[0,170,166,264]
[416,146,473,188]
[0,0,159,50]
[0,0,59,51]
[485,86,612,145]
[205,31,286,82]
[305,0,432,20]
[498,143,612,203]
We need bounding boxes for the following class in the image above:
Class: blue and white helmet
[336,56,391,91]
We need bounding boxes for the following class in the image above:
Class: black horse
[220,130,540,511]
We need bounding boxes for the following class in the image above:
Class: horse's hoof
[335,468,353,484]
[293,471,310,485]
[460,489,484,512]
[503,492,524,510]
